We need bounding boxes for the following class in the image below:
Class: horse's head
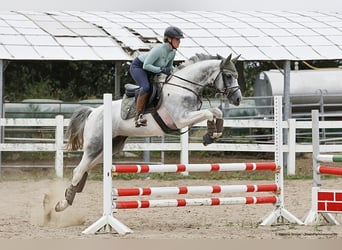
[216,54,242,106]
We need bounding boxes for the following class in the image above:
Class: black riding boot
[135,90,149,127]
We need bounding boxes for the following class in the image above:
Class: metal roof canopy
[0,10,341,61]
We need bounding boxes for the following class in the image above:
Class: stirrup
[135,114,147,127]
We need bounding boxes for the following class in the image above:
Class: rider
[129,26,184,127]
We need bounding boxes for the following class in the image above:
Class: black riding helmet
[164,26,184,39]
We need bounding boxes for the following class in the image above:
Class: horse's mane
[156,53,223,81]
[174,53,222,72]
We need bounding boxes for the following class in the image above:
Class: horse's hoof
[202,133,215,146]
[55,200,69,212]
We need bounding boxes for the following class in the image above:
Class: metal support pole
[312,110,320,187]
[114,61,121,100]
[283,60,291,169]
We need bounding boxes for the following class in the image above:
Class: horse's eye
[224,74,232,80]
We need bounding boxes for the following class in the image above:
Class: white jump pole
[82,93,132,235]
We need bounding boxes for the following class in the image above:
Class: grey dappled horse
[55,53,242,212]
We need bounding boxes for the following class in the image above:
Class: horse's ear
[232,54,241,63]
[220,54,232,69]
[216,54,224,60]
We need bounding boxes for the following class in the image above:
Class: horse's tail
[65,106,93,151]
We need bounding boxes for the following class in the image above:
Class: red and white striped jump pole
[317,166,342,176]
[114,196,278,209]
[112,162,277,173]
[113,184,279,197]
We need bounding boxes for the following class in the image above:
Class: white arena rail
[1,102,342,177]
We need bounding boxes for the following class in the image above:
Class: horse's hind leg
[55,151,102,212]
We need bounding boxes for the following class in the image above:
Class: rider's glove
[160,67,171,76]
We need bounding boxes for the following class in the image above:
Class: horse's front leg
[176,108,223,146]
[202,108,224,146]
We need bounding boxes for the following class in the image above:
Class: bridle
[214,69,241,99]
[162,68,240,103]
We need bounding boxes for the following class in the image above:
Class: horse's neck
[178,60,220,87]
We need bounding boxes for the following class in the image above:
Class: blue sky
[0,0,341,12]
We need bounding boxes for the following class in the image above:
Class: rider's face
[171,38,181,49]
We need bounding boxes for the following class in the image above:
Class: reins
[162,70,240,107]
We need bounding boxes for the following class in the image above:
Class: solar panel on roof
[220,37,252,47]
[259,46,297,61]
[115,36,149,50]
[234,28,265,37]
[25,35,58,46]
[183,29,212,37]
[300,36,333,46]
[262,29,292,37]
[209,29,240,37]
[83,37,118,47]
[71,28,106,37]
[64,46,99,60]
[179,38,199,47]
[34,46,70,59]
[246,37,278,47]
[178,47,208,58]
[204,47,236,57]
[286,46,321,60]
[16,28,47,35]
[273,36,306,46]
[92,47,131,60]
[312,45,342,59]
[314,28,341,36]
[326,35,342,45]
[0,46,12,58]
[289,28,319,36]
[0,27,18,35]
[6,20,38,28]
[234,47,269,60]
[0,34,29,45]
[0,10,340,61]
[56,37,86,46]
[5,45,40,59]
[192,37,225,47]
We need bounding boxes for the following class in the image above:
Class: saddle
[120,82,162,120]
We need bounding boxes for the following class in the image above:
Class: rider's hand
[160,67,171,75]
